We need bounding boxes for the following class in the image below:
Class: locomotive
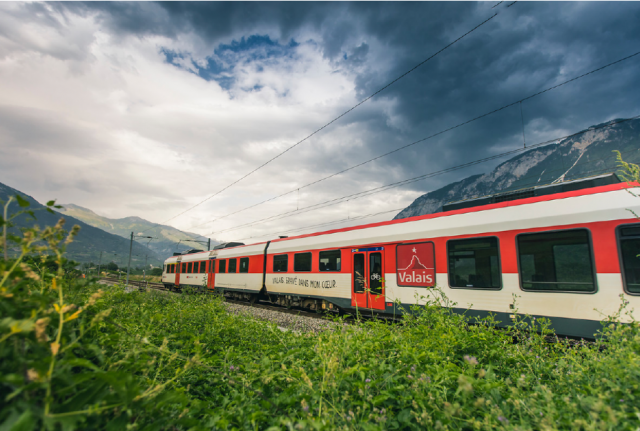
[162,174,640,338]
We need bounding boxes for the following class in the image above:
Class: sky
[0,1,639,245]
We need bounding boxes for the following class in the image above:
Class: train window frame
[447,236,502,290]
[219,259,226,273]
[616,222,640,296]
[239,257,249,273]
[395,241,436,288]
[516,228,598,294]
[294,252,312,272]
[228,258,237,273]
[319,250,342,272]
[273,254,288,272]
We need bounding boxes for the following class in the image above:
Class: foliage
[2,154,640,430]
[615,150,640,183]
[149,268,163,277]
[105,262,118,271]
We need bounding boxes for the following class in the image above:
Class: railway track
[98,277,348,323]
[96,278,588,341]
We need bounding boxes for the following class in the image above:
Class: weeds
[1,198,639,430]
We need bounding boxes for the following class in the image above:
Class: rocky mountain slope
[57,204,217,258]
[0,182,163,267]
[394,118,640,219]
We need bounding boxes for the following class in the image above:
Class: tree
[106,261,118,271]
[150,267,163,276]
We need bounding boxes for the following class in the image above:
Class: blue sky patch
[161,35,299,90]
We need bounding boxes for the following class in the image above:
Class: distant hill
[394,118,640,219]
[57,204,217,259]
[0,182,163,267]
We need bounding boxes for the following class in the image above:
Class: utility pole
[208,238,211,251]
[126,231,133,288]
[143,254,148,286]
[97,251,103,278]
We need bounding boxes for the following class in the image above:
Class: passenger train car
[162,175,640,338]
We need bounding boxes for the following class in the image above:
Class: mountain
[57,204,217,259]
[394,118,640,220]
[0,182,163,267]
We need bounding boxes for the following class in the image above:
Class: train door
[175,258,182,286]
[207,258,216,290]
[351,248,385,310]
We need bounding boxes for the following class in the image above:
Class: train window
[210,260,215,273]
[448,237,501,289]
[219,260,226,273]
[319,250,341,271]
[618,224,640,294]
[517,229,596,292]
[239,258,249,273]
[273,255,288,272]
[170,264,174,274]
[353,253,365,293]
[228,258,237,273]
[294,253,312,272]
[201,261,207,273]
[182,262,187,273]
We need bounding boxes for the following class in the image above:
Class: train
[162,174,640,339]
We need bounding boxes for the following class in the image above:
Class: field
[1,270,639,429]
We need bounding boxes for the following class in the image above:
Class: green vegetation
[1,155,640,430]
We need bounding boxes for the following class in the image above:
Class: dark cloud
[3,1,640,238]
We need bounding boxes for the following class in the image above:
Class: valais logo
[397,243,435,287]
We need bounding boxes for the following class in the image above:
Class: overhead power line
[185,49,640,233]
[210,114,640,240]
[142,6,511,233]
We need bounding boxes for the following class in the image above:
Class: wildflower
[365,378,371,383]
[27,369,40,382]
[35,317,50,342]
[301,399,309,412]
[620,399,624,403]
[498,416,507,423]
[408,374,413,380]
[229,365,235,371]
[411,366,416,372]
[464,355,478,365]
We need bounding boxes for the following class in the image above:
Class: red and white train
[162,175,640,338]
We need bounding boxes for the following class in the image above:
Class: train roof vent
[181,249,203,255]
[213,242,245,250]
[442,173,620,212]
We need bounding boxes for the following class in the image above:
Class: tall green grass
[1,153,639,430]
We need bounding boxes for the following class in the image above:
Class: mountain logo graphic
[396,243,436,287]
[400,255,430,271]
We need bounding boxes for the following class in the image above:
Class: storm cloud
[0,2,639,244]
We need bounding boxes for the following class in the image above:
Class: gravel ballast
[223,302,338,333]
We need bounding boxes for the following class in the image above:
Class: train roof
[265,179,639,254]
[164,175,639,262]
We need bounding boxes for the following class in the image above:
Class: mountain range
[57,204,217,259]
[0,182,163,267]
[394,118,640,219]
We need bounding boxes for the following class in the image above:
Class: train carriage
[163,176,640,338]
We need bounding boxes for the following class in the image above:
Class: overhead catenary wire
[141,6,510,234]
[227,160,622,244]
[185,50,640,233]
[210,114,640,240]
